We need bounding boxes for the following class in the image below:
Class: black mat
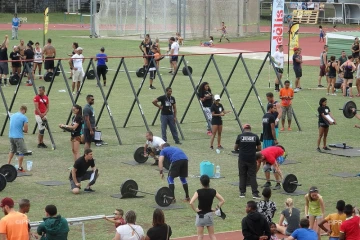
[320,148,360,157]
[329,143,353,149]
[110,193,145,199]
[280,190,306,196]
[36,181,67,186]
[152,205,184,210]
[282,160,301,165]
[329,172,359,178]
[17,172,32,177]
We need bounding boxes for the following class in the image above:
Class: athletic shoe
[210,146,214,150]
[273,184,281,190]
[252,194,261,199]
[294,88,300,93]
[40,143,48,148]
[183,197,190,202]
[331,93,337,96]
[149,86,156,89]
[316,147,321,152]
[84,188,95,193]
[262,182,271,188]
[17,167,25,172]
[175,141,182,145]
[318,85,324,88]
[323,146,331,151]
[217,145,224,150]
[168,71,173,73]
[207,131,212,136]
[37,143,44,148]
[239,193,246,198]
[151,161,159,166]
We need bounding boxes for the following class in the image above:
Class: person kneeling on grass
[69,148,99,194]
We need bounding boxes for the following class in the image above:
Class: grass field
[0,28,359,239]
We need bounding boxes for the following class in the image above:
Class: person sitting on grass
[284,218,317,240]
[257,187,277,223]
[200,36,214,47]
[37,204,69,240]
[104,209,126,229]
[276,198,300,237]
[269,222,280,240]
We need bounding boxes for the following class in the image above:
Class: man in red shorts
[256,145,285,190]
[33,86,49,148]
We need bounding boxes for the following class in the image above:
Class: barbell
[339,101,359,119]
[0,164,18,191]
[120,179,174,207]
[133,147,170,169]
[257,173,302,193]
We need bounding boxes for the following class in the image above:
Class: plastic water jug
[215,165,221,178]
[200,161,214,178]
[26,161,33,171]
[14,157,18,169]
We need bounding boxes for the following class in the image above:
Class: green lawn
[0,29,359,239]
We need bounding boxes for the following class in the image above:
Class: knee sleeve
[349,83,353,87]
[167,176,175,184]
[180,177,187,184]
[39,129,45,135]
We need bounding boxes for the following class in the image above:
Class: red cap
[0,197,14,208]
[242,124,251,129]
[294,47,301,51]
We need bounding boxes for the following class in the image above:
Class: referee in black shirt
[234,124,261,199]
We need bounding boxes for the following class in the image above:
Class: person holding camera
[34,86,49,148]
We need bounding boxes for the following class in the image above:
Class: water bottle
[14,157,19,169]
[215,165,221,178]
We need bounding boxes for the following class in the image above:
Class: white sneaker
[294,88,300,93]
[331,93,337,96]
[72,92,75,95]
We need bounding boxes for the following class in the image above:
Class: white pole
[77,0,80,12]
[116,0,119,35]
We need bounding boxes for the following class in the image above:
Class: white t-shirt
[71,54,84,70]
[146,136,165,150]
[171,42,179,55]
[116,224,144,240]
[34,48,42,63]
[273,51,284,68]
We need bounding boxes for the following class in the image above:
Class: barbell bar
[256,173,301,193]
[120,179,174,207]
[339,101,359,119]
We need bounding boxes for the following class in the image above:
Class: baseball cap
[293,47,301,51]
[0,197,14,208]
[76,47,83,51]
[242,124,251,129]
[214,94,221,101]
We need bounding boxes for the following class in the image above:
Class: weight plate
[61,126,73,132]
[155,186,173,207]
[120,179,138,198]
[136,67,145,78]
[133,147,148,164]
[182,66,193,76]
[343,101,356,119]
[0,164,17,182]
[87,70,95,80]
[54,68,60,76]
[163,157,170,170]
[9,75,20,85]
[0,174,6,191]
[44,72,53,82]
[282,174,298,193]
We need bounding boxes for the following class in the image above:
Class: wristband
[160,170,163,174]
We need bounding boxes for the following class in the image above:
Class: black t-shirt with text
[9,51,21,67]
[211,103,224,121]
[157,95,175,115]
[141,40,153,54]
[262,113,275,140]
[197,188,216,215]
[0,47,8,61]
[199,90,213,108]
[24,49,34,60]
[71,115,83,137]
[318,106,330,124]
[235,131,261,162]
[69,156,95,179]
[146,224,172,240]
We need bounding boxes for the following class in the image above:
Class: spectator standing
[339,204,360,240]
[292,47,303,92]
[83,94,96,150]
[9,46,21,76]
[327,56,339,96]
[189,175,225,240]
[234,124,261,199]
[23,43,34,85]
[104,209,126,229]
[114,210,144,240]
[198,82,213,136]
[340,55,356,97]
[34,86,50,148]
[11,14,20,40]
[67,42,78,80]
[69,47,84,95]
[285,218,318,240]
[0,35,9,86]
[276,198,300,236]
[262,104,277,149]
[338,51,347,67]
[145,209,172,240]
[242,201,271,240]
[318,45,328,88]
[169,37,179,74]
[37,205,69,240]
[272,45,284,92]
[317,97,335,152]
[147,45,161,90]
[7,105,28,172]
[318,200,346,240]
[279,80,294,131]
[42,38,56,74]
[266,92,282,139]
[257,187,277,223]
[0,197,29,240]
[33,42,43,80]
[210,94,231,150]
[351,37,360,59]
[152,87,181,144]
[95,47,108,87]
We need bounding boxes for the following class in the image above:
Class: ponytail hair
[285,198,294,217]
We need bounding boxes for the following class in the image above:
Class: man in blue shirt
[285,218,317,240]
[158,144,189,203]
[95,47,108,86]
[11,14,20,40]
[7,105,28,172]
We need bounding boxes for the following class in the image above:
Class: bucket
[26,161,33,171]
[200,161,214,178]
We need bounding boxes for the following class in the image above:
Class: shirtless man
[18,39,26,75]
[42,38,56,74]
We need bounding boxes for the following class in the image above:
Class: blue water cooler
[200,161,214,178]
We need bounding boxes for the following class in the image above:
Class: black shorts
[169,159,188,178]
[294,68,302,78]
[44,57,54,70]
[83,128,95,143]
[334,83,342,89]
[171,56,178,62]
[211,118,222,126]
[276,68,283,74]
[149,70,156,79]
[318,122,329,128]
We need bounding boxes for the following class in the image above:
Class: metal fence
[94,0,260,39]
[0,0,66,13]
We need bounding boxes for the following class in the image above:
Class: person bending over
[144,131,166,166]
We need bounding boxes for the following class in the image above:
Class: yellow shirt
[305,194,323,216]
[325,213,346,237]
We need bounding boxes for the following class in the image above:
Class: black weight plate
[136,67,145,78]
[134,147,148,163]
[163,157,170,170]
[60,126,73,132]
[120,179,138,198]
[0,164,17,182]
[87,70,95,80]
[0,174,6,191]
[54,68,60,76]
[44,72,53,82]
[343,101,356,119]
[282,174,298,193]
[9,75,20,85]
[155,187,173,207]
[182,66,193,76]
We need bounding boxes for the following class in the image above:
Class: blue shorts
[171,56,178,62]
[275,128,279,139]
[262,139,275,149]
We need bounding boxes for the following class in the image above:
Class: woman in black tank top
[327,56,338,95]
[352,37,359,58]
[340,55,356,97]
[189,175,225,240]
